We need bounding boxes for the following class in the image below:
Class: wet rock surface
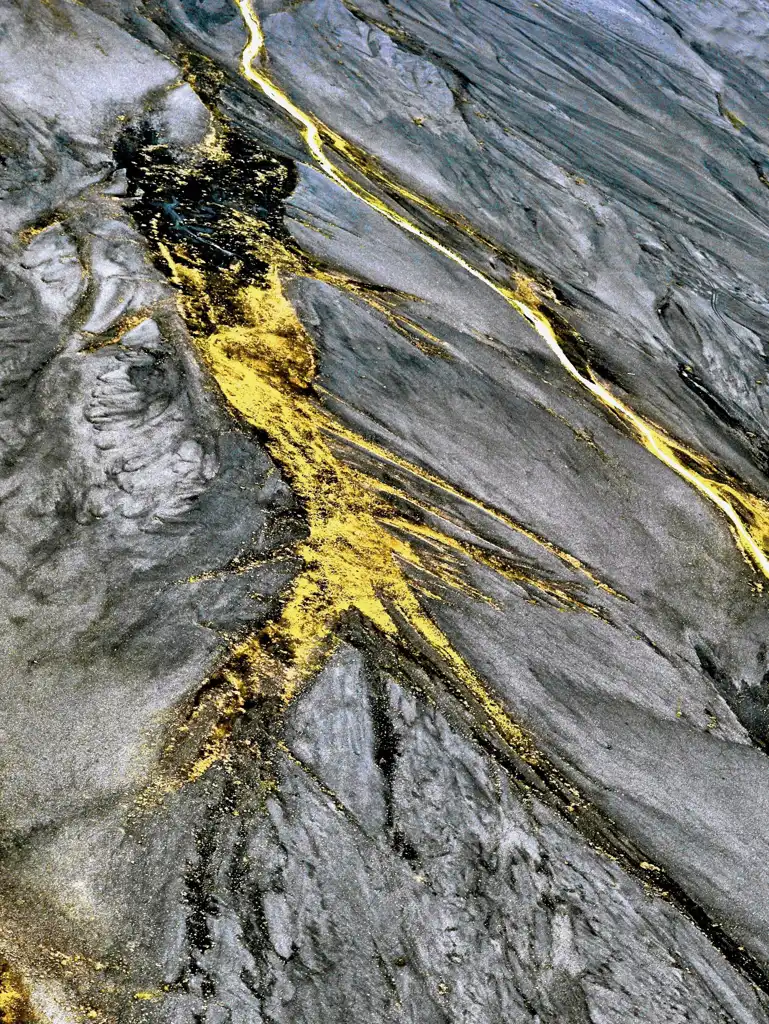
[3,0,769,1020]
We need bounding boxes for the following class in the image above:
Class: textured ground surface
[3,0,769,1020]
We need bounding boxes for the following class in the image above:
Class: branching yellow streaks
[215,220,614,592]
[200,210,618,592]
[161,245,553,765]
[381,515,601,615]
[322,414,620,598]
[234,0,769,580]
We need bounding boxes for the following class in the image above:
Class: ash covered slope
[2,0,769,1021]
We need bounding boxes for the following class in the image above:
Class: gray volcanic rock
[3,0,769,1021]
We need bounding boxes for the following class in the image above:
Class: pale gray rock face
[3,0,769,1021]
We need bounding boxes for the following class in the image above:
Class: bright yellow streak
[236,0,515,292]
[518,306,769,579]
[234,0,769,580]
[161,253,543,767]
[145,217,606,791]
[322,416,620,598]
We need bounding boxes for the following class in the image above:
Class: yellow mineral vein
[321,412,619,598]
[234,0,769,580]
[158,249,549,768]
[205,212,618,594]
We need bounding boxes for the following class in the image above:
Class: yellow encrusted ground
[233,0,769,582]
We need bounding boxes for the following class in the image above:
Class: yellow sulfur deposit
[233,0,769,581]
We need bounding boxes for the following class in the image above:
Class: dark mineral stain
[113,106,296,302]
[695,643,769,751]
